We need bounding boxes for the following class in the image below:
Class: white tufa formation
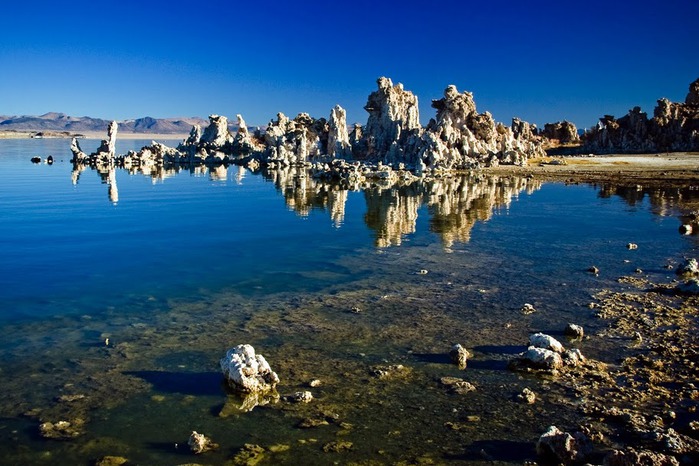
[220,344,279,393]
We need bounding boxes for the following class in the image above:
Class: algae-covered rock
[230,443,265,465]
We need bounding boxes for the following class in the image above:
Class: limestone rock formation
[70,138,88,163]
[359,77,421,163]
[327,105,351,158]
[220,344,279,394]
[686,77,699,106]
[419,85,545,169]
[70,121,118,165]
[582,77,699,153]
[231,114,259,156]
[66,77,547,172]
[200,114,232,148]
[542,121,579,144]
[263,112,328,166]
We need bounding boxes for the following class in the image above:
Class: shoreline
[486,153,699,184]
[0,130,189,140]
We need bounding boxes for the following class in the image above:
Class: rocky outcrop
[510,332,586,372]
[200,114,232,148]
[419,85,545,169]
[582,77,699,153]
[358,77,421,163]
[263,112,328,166]
[327,105,351,158]
[542,121,579,144]
[67,77,547,172]
[70,121,118,164]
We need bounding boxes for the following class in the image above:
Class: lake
[0,138,696,465]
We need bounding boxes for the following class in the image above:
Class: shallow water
[0,139,697,464]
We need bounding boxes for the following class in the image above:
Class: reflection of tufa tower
[364,185,421,247]
[266,166,348,226]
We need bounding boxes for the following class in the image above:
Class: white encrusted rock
[677,258,699,276]
[328,105,351,158]
[200,114,232,147]
[220,344,279,394]
[522,346,564,370]
[529,332,565,353]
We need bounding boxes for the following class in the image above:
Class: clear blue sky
[1,0,697,130]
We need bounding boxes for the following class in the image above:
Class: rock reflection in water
[71,162,544,246]
[262,167,543,247]
[263,166,350,227]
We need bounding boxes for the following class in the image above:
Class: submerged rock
[516,387,537,404]
[322,440,353,453]
[39,418,84,439]
[230,444,265,465]
[283,391,313,403]
[94,456,131,466]
[439,376,476,395]
[220,344,279,394]
[536,425,592,464]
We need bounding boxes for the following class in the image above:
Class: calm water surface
[0,138,697,464]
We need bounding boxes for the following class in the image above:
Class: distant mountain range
[0,113,238,134]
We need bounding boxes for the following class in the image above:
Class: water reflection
[71,162,699,246]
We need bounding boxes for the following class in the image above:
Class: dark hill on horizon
[0,113,239,134]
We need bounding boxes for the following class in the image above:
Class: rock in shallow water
[564,323,584,339]
[449,343,470,368]
[529,332,565,353]
[188,430,218,454]
[536,425,592,464]
[220,344,279,394]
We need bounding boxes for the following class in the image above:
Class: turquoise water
[0,138,697,464]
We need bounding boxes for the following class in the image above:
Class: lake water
[0,138,697,465]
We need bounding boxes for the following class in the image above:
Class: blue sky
[1,0,697,130]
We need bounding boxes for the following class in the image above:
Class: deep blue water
[0,138,697,465]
